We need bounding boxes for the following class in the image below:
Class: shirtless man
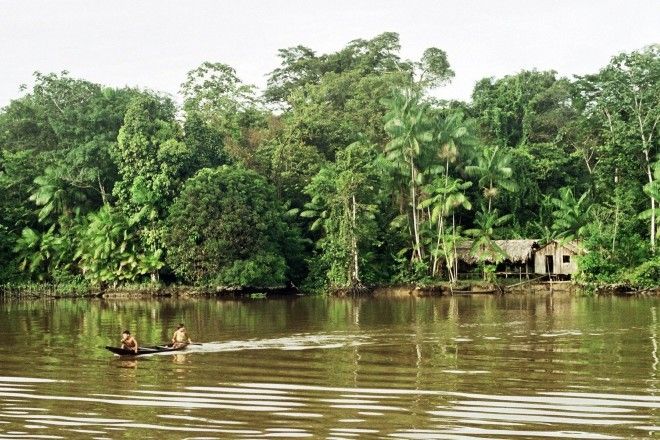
[171,323,192,349]
[120,330,138,354]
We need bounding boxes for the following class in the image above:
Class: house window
[563,255,571,264]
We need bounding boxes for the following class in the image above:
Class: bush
[626,257,660,289]
[575,220,651,284]
[213,252,287,287]
[165,166,297,285]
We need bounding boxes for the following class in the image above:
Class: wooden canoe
[105,343,188,356]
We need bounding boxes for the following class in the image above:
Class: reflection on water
[117,359,137,369]
[0,293,658,438]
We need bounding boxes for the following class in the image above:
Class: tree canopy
[0,36,658,290]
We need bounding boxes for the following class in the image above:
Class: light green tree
[14,226,71,281]
[550,187,592,241]
[465,146,516,212]
[111,95,190,280]
[75,206,163,286]
[383,89,433,264]
[302,142,388,288]
[640,157,660,249]
[419,177,472,281]
[580,46,660,250]
[465,208,512,280]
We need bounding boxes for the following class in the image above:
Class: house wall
[533,242,578,275]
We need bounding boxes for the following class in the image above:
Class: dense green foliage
[165,166,295,286]
[0,35,658,290]
[302,141,390,287]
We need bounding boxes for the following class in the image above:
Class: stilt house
[457,239,583,278]
[534,240,582,276]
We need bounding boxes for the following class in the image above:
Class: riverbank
[2,279,658,299]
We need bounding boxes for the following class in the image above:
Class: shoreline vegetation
[0,34,659,295]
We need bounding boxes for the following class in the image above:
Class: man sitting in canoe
[171,323,192,349]
[120,330,138,354]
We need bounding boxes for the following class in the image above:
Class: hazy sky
[0,0,658,106]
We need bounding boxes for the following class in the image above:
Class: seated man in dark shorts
[120,330,138,353]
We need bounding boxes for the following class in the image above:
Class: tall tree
[383,89,433,264]
[579,46,660,250]
[266,33,453,159]
[265,32,405,105]
[469,70,585,232]
[640,157,660,249]
[419,176,472,281]
[181,62,264,143]
[111,94,189,279]
[302,142,389,288]
[419,110,476,279]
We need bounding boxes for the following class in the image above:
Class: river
[0,293,657,439]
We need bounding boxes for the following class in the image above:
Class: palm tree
[29,166,93,223]
[419,177,472,280]
[14,226,69,281]
[413,111,477,281]
[531,195,560,246]
[465,208,512,280]
[435,112,477,176]
[465,146,516,212]
[550,187,592,241]
[532,221,560,247]
[75,206,163,285]
[383,89,433,263]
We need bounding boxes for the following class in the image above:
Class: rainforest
[0,33,658,293]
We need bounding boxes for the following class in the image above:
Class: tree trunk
[350,195,360,284]
[612,168,619,252]
[453,213,459,282]
[433,216,444,277]
[644,152,656,252]
[410,156,423,262]
[98,172,108,206]
[433,159,452,278]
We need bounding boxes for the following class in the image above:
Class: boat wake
[144,333,370,357]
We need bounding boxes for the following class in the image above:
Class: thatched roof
[456,239,539,264]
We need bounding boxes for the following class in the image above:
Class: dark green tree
[165,166,298,286]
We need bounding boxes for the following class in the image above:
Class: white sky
[0,0,658,106]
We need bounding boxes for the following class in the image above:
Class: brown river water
[0,293,657,439]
